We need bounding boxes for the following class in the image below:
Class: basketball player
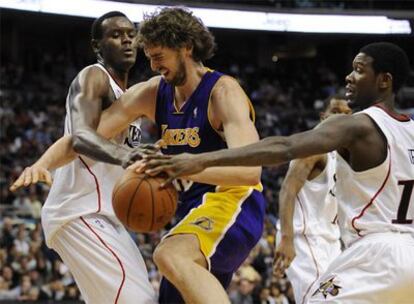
[144,42,414,302]
[10,12,156,304]
[273,96,351,304]
[12,7,266,304]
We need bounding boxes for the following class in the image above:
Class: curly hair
[138,7,216,62]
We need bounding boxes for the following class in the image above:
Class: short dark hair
[360,42,410,93]
[91,11,127,40]
[323,94,346,110]
[138,7,216,62]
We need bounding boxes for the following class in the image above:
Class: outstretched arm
[143,113,373,186]
[190,113,369,167]
[273,155,323,277]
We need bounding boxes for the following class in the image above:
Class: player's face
[99,17,137,71]
[144,45,187,86]
[345,53,379,108]
[321,99,352,120]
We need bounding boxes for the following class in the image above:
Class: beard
[166,54,187,86]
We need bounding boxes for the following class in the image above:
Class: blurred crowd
[158,0,414,10]
[0,48,412,303]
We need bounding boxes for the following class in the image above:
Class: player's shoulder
[77,64,109,86]
[214,74,241,90]
[351,112,383,134]
[127,76,161,95]
[146,75,163,88]
[211,74,246,104]
[321,112,375,134]
[80,64,106,76]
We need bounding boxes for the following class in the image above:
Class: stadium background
[1,0,413,302]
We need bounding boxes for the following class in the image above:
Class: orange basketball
[112,170,178,233]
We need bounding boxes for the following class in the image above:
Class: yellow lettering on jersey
[161,124,201,148]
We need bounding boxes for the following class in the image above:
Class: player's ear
[91,39,101,56]
[184,44,193,57]
[379,72,392,90]
[320,111,326,121]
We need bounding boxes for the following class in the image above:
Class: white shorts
[279,233,341,304]
[49,214,157,304]
[308,232,414,304]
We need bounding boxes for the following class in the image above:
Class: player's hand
[143,153,206,187]
[273,236,296,278]
[126,160,146,174]
[121,140,164,169]
[9,165,53,192]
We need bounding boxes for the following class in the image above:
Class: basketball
[112,170,178,233]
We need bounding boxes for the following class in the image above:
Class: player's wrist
[201,153,216,169]
[34,159,50,170]
[117,147,132,168]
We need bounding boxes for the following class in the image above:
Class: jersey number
[392,180,414,224]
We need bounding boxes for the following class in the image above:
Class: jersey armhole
[342,113,389,173]
[207,84,256,142]
[363,113,388,161]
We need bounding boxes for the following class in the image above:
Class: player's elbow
[72,130,91,154]
[72,133,83,153]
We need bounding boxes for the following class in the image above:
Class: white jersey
[336,105,414,247]
[42,63,142,245]
[293,152,340,241]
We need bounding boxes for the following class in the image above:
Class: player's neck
[103,64,129,91]
[175,63,207,104]
[372,94,395,112]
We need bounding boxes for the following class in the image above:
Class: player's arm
[9,65,112,192]
[96,76,159,138]
[9,136,75,191]
[10,76,160,191]
[273,155,323,277]
[144,113,373,185]
[72,71,159,167]
[70,66,133,166]
[194,113,370,167]
[184,76,261,186]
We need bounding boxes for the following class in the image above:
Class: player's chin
[121,55,136,65]
[118,60,135,71]
[345,95,358,108]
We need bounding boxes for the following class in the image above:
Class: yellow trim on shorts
[164,184,262,270]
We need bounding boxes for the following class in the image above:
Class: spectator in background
[230,278,256,304]
[270,285,289,304]
[28,193,42,220]
[259,287,276,304]
[0,217,15,250]
[13,225,29,256]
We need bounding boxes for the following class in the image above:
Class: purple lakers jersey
[155,70,227,201]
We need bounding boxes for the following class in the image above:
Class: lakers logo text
[161,124,201,148]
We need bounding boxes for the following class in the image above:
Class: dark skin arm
[144,113,386,186]
[71,66,147,167]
